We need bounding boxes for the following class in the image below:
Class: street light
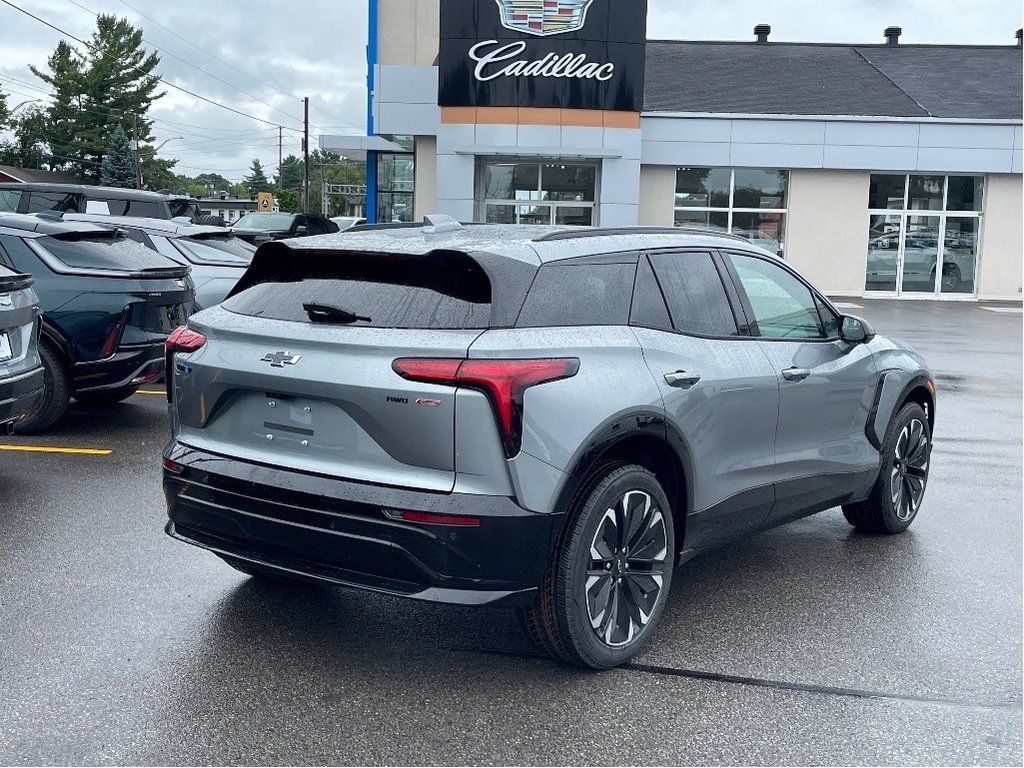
[5,99,41,121]
[133,136,183,189]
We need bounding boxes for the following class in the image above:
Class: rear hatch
[172,233,255,267]
[31,232,193,352]
[170,246,506,492]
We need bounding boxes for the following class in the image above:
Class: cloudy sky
[0,0,1020,184]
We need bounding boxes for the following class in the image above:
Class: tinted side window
[815,295,840,339]
[517,262,637,328]
[649,251,738,336]
[726,253,825,340]
[630,258,672,331]
[26,192,79,213]
[0,189,23,213]
[0,235,38,274]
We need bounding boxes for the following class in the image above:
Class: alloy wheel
[585,490,668,647]
[891,418,930,521]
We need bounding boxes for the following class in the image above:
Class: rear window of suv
[223,250,493,330]
[34,234,181,272]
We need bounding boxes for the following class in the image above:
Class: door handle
[665,371,701,389]
[782,367,811,382]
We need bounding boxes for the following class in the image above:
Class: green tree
[276,154,303,191]
[242,159,272,196]
[276,188,301,213]
[31,15,162,183]
[100,125,135,187]
[0,106,50,170]
[232,182,249,199]
[0,89,8,128]
[140,155,179,192]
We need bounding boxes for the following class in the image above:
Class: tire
[843,402,931,534]
[519,464,675,669]
[14,342,71,434]
[217,554,314,586]
[194,214,226,227]
[73,386,140,406]
[940,264,962,293]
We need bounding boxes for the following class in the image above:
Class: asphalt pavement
[0,299,1021,766]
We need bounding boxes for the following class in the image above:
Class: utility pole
[278,126,283,191]
[303,97,310,213]
[133,113,142,190]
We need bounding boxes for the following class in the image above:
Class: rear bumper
[72,343,165,393]
[0,366,44,430]
[162,442,564,606]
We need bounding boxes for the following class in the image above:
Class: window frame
[865,173,985,297]
[717,248,842,343]
[673,167,790,258]
[477,158,600,227]
[639,249,748,340]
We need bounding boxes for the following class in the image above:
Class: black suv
[0,214,194,432]
[0,183,202,221]
[231,212,339,245]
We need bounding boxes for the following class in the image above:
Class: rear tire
[520,464,674,669]
[15,342,70,434]
[73,386,140,406]
[843,402,931,534]
[217,554,314,586]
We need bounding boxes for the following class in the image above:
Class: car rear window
[175,235,254,265]
[35,234,181,272]
[0,189,23,213]
[516,262,637,328]
[90,198,161,218]
[223,250,493,329]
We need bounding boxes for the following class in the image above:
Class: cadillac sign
[439,0,648,111]
[495,0,596,37]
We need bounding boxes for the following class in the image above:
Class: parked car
[231,212,339,245]
[0,214,194,432]
[162,220,935,669]
[64,214,256,310]
[0,183,202,221]
[0,265,43,434]
[330,216,367,231]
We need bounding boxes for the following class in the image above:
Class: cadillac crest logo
[495,0,596,37]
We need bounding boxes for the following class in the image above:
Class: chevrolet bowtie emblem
[261,351,302,368]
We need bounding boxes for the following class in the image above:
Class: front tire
[843,402,931,534]
[15,342,71,434]
[520,464,674,669]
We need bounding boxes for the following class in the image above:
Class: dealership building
[322,0,1023,301]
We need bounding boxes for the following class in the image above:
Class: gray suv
[162,222,935,668]
[0,265,43,432]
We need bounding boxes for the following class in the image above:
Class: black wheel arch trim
[550,409,696,558]
[867,371,935,451]
[38,318,75,364]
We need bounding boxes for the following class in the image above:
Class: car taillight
[164,326,207,402]
[392,357,580,457]
[99,308,130,359]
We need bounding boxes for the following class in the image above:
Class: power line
[115,0,363,134]
[0,0,302,131]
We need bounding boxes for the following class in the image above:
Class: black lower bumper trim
[0,366,44,428]
[163,443,563,607]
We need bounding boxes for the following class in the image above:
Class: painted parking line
[0,445,112,456]
[832,302,863,310]
[982,307,1024,314]
[136,389,166,396]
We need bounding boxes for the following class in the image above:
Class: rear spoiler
[0,271,33,293]
[227,241,490,302]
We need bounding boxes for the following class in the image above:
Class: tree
[100,125,135,187]
[276,188,301,213]
[0,89,8,128]
[140,155,179,192]
[31,15,162,183]
[275,154,303,191]
[242,159,272,196]
[0,106,50,170]
[232,183,249,199]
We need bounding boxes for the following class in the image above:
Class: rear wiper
[304,302,372,325]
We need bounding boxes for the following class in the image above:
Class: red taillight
[164,326,207,402]
[99,309,129,359]
[392,357,580,457]
[162,457,184,474]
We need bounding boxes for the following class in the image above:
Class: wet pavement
[1,299,1021,765]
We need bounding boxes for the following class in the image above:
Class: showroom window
[479,160,597,226]
[865,174,984,296]
[674,168,789,257]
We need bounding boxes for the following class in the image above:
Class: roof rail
[532,226,752,244]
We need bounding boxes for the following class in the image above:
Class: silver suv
[162,222,935,668]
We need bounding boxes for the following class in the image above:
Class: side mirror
[840,315,875,344]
